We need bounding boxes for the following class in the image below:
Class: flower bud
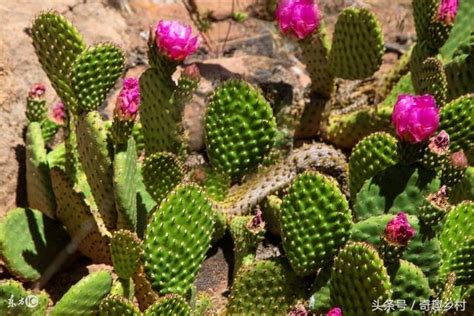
[450,149,468,170]
[438,0,459,24]
[52,102,66,124]
[428,130,450,154]
[115,78,141,121]
[384,212,416,246]
[28,83,46,99]
[182,64,201,82]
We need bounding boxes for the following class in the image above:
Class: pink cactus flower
[28,83,46,99]
[391,94,440,144]
[327,307,342,316]
[52,102,65,124]
[275,0,321,39]
[385,212,416,246]
[438,0,459,23]
[115,78,141,121]
[155,20,200,61]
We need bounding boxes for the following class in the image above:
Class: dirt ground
[0,0,416,310]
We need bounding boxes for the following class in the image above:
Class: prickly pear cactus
[143,294,191,316]
[280,171,352,276]
[0,279,49,316]
[99,295,140,316]
[143,185,214,296]
[204,79,277,179]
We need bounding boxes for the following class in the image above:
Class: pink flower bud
[115,78,141,121]
[391,94,440,144]
[182,64,201,81]
[450,150,468,169]
[327,307,342,316]
[428,130,450,154]
[289,303,309,316]
[385,212,416,246]
[52,102,66,124]
[275,0,321,39]
[428,185,449,208]
[28,83,46,99]
[155,20,200,61]
[248,208,264,230]
[438,0,459,24]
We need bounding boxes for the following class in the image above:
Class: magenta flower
[28,83,46,99]
[275,0,321,39]
[52,102,65,124]
[391,94,440,143]
[155,20,200,61]
[327,307,342,316]
[385,212,416,246]
[115,78,141,121]
[438,0,459,23]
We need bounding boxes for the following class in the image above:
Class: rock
[0,0,131,214]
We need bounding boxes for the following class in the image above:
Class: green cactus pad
[419,57,448,106]
[410,42,438,94]
[26,122,56,219]
[76,111,116,231]
[0,279,49,316]
[354,164,440,221]
[449,167,474,203]
[0,208,70,282]
[413,0,453,50]
[99,295,140,316]
[47,143,66,170]
[142,152,184,204]
[136,163,157,239]
[113,137,137,231]
[198,167,230,202]
[70,43,124,113]
[444,44,474,101]
[204,79,277,179]
[139,68,181,154]
[439,202,474,285]
[41,119,61,143]
[110,230,142,280]
[388,260,431,316]
[227,259,305,315]
[51,168,111,263]
[143,294,191,316]
[31,11,85,111]
[26,98,47,122]
[300,23,334,97]
[328,7,384,80]
[51,270,112,316]
[439,95,474,161]
[350,214,441,287]
[330,242,392,315]
[229,215,265,276]
[440,0,474,58]
[143,185,214,296]
[280,171,352,276]
[349,132,398,199]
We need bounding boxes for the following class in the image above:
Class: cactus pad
[444,47,474,101]
[0,208,70,281]
[99,295,140,316]
[26,98,47,122]
[204,79,277,179]
[328,7,384,80]
[439,95,474,161]
[31,11,85,111]
[354,164,440,220]
[143,185,214,296]
[449,167,474,203]
[227,259,305,315]
[76,111,116,230]
[113,138,138,230]
[142,152,184,204]
[280,171,352,276]
[439,201,474,284]
[0,279,49,316]
[330,242,392,315]
[349,132,398,199]
[51,168,111,263]
[139,68,180,154]
[143,294,191,316]
[110,230,142,280]
[413,0,453,50]
[71,44,124,113]
[26,122,56,218]
[51,271,112,316]
[420,57,448,106]
[350,214,441,287]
